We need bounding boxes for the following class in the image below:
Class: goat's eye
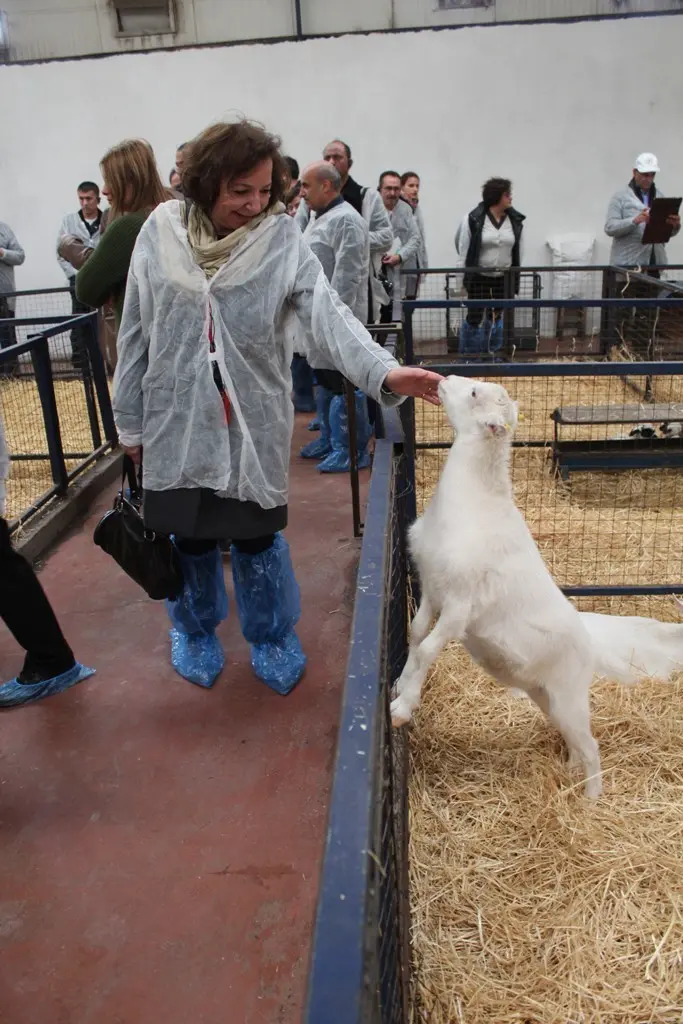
[471,388,477,398]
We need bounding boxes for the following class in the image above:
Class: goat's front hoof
[390,696,413,728]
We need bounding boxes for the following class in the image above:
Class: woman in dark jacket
[455,177,525,355]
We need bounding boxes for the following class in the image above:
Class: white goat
[391,375,683,798]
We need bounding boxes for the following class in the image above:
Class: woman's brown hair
[182,120,287,216]
[100,139,171,220]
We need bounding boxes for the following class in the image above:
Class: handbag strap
[121,454,142,498]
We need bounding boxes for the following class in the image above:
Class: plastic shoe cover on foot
[169,629,224,688]
[318,392,371,474]
[489,318,504,353]
[166,544,228,636]
[307,418,320,432]
[301,388,333,459]
[458,321,481,354]
[300,435,333,459]
[230,533,306,695]
[251,632,306,696]
[0,663,95,709]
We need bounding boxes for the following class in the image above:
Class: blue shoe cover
[301,387,333,458]
[169,629,224,688]
[301,436,333,459]
[318,392,371,474]
[489,317,504,352]
[307,418,320,432]
[166,544,228,687]
[459,321,483,354]
[0,663,95,709]
[230,533,306,695]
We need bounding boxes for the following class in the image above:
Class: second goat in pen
[391,375,683,798]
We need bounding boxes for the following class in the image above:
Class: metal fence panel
[0,311,116,529]
[403,266,683,361]
[306,408,412,1024]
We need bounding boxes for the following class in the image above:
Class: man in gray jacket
[378,170,421,324]
[605,153,680,269]
[57,181,103,370]
[295,139,392,322]
[297,161,372,472]
[605,153,681,352]
[0,221,25,373]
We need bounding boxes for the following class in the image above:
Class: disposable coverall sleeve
[416,205,429,269]
[289,236,402,406]
[294,199,310,233]
[57,216,78,279]
[330,218,367,311]
[362,189,393,256]
[397,209,421,265]
[605,192,639,239]
[112,260,149,448]
[0,227,25,267]
[454,214,470,264]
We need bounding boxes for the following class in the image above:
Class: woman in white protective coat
[113,120,443,695]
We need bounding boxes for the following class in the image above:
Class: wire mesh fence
[0,312,116,528]
[306,407,412,1024]
[412,361,683,618]
[403,266,683,361]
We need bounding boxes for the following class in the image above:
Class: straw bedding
[408,371,683,1023]
[0,375,100,522]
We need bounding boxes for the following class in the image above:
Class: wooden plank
[552,402,683,425]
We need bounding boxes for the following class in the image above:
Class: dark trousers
[69,279,96,371]
[0,517,75,681]
[465,273,505,328]
[291,353,315,412]
[616,272,661,355]
[0,303,18,374]
[177,536,275,557]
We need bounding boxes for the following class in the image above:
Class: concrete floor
[0,414,368,1024]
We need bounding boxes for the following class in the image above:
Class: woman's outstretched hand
[383,367,444,406]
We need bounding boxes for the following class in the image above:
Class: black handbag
[93,456,184,601]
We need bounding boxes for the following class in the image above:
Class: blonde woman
[75,139,171,326]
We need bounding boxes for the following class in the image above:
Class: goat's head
[438,376,518,440]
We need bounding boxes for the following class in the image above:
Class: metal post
[32,335,68,494]
[404,307,415,365]
[345,378,362,538]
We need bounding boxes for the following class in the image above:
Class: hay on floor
[0,375,104,521]
[408,367,683,1022]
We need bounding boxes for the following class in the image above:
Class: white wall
[1,15,683,292]
[5,0,683,62]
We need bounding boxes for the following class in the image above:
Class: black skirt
[143,488,287,541]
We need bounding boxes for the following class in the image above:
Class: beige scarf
[186,201,285,279]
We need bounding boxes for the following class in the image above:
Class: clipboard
[642,196,682,245]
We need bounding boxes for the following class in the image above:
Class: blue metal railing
[306,406,411,1024]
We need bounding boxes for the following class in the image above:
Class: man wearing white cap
[605,153,680,268]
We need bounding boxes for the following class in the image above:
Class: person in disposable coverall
[295,139,392,323]
[112,120,443,695]
[377,170,421,324]
[0,413,95,707]
[298,161,373,472]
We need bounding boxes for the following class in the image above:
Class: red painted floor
[0,414,368,1024]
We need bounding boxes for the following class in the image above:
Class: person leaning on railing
[111,118,443,696]
[0,413,95,708]
[454,177,525,355]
